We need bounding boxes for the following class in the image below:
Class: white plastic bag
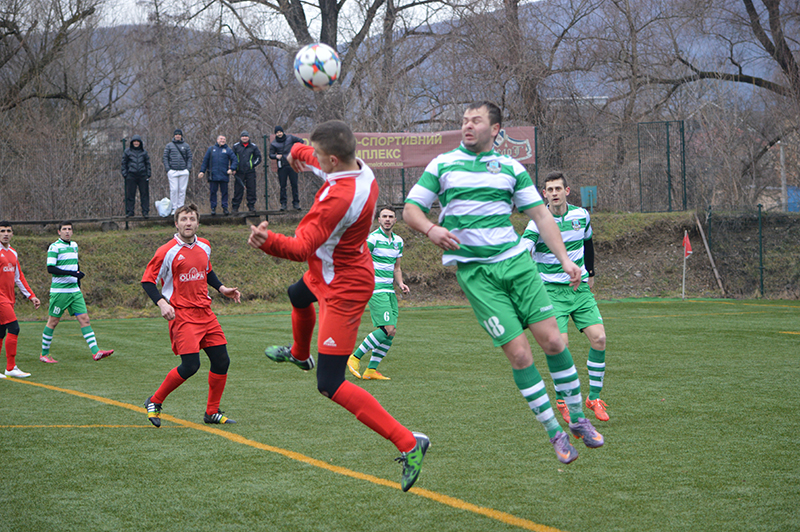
[155,197,172,217]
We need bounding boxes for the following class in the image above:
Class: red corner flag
[683,231,693,258]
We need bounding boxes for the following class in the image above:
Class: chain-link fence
[705,207,800,298]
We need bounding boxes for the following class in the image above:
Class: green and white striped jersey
[405,145,543,266]
[367,227,403,294]
[46,238,80,293]
[522,204,592,284]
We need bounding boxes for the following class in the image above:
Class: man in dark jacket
[232,131,262,213]
[163,129,192,214]
[121,135,151,218]
[269,126,304,210]
[198,135,238,215]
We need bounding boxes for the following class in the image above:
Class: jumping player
[247,120,429,492]
[142,204,241,427]
[40,222,113,363]
[0,222,40,378]
[523,172,609,422]
[348,205,410,380]
[403,101,603,464]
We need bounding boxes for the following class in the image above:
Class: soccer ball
[293,43,341,91]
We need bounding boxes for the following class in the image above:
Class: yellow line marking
[3,378,566,532]
[779,331,800,335]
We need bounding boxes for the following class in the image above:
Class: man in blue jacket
[198,135,238,215]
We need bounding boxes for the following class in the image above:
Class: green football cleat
[396,432,430,492]
[264,345,315,371]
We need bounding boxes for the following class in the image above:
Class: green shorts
[545,283,603,333]
[368,292,399,328]
[457,252,555,347]
[48,291,88,318]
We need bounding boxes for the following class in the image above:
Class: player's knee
[592,334,606,351]
[177,358,201,378]
[287,279,315,309]
[6,321,20,336]
[541,334,565,355]
[383,326,396,337]
[316,373,344,399]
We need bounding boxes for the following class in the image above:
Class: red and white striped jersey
[0,245,35,305]
[142,235,213,309]
[259,143,378,301]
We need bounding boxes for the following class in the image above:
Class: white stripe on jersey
[315,165,375,285]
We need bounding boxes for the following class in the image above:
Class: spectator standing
[269,126,304,210]
[198,135,238,216]
[121,135,151,218]
[163,129,192,214]
[232,131,262,213]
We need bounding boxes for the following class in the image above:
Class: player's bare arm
[525,204,581,287]
[402,203,461,251]
[394,259,410,294]
[248,221,270,248]
[219,285,241,303]
[157,298,175,321]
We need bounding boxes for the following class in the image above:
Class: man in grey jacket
[163,129,192,214]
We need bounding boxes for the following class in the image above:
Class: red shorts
[0,303,17,326]
[316,295,369,356]
[168,307,226,355]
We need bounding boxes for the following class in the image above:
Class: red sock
[206,372,228,415]
[332,380,416,452]
[290,304,316,361]
[5,334,17,371]
[152,368,186,404]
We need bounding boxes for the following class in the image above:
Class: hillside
[5,210,783,322]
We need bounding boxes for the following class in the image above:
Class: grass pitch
[2,299,799,532]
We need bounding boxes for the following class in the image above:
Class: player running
[348,205,410,380]
[40,222,113,363]
[403,101,603,464]
[523,172,609,422]
[248,120,429,492]
[0,222,41,378]
[142,204,241,427]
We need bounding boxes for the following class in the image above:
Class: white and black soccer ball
[293,43,341,91]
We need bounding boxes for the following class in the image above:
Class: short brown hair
[58,221,73,230]
[544,171,568,189]
[310,121,356,163]
[376,205,395,218]
[174,203,199,223]
[466,101,502,128]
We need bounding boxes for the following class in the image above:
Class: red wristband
[425,225,436,237]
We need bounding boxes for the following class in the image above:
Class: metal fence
[705,206,800,298]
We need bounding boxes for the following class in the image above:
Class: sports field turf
[2,299,798,532]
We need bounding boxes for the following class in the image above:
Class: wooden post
[694,213,726,296]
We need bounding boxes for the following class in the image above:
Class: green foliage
[2,301,799,532]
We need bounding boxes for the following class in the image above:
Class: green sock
[353,329,388,360]
[513,364,561,439]
[546,348,585,422]
[587,348,606,401]
[41,326,54,356]
[367,334,393,370]
[81,325,99,355]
